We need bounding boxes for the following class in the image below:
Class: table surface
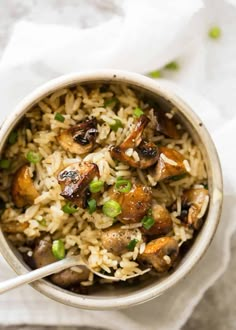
[0,1,236,329]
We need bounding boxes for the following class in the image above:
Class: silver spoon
[0,255,150,294]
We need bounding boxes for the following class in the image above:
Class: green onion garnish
[110,119,123,132]
[142,215,155,230]
[87,199,97,214]
[52,239,65,260]
[38,219,47,226]
[0,159,11,169]
[115,178,132,193]
[127,239,139,251]
[26,151,42,164]
[54,113,65,122]
[133,107,144,118]
[148,70,161,78]
[8,131,18,145]
[104,98,118,108]
[103,200,122,218]
[208,26,221,39]
[204,183,208,189]
[165,61,179,70]
[89,180,104,193]
[62,202,78,214]
[171,173,186,181]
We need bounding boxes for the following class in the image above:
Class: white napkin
[0,0,236,329]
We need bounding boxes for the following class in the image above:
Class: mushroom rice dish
[0,83,209,293]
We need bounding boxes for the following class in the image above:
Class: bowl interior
[0,71,223,309]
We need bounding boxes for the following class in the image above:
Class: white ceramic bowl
[0,70,223,310]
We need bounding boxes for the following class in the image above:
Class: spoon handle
[0,256,79,294]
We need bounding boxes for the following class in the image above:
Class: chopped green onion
[87,199,97,214]
[127,239,139,251]
[110,119,123,132]
[8,131,18,145]
[62,202,78,214]
[52,239,65,260]
[148,70,161,78]
[104,98,118,108]
[133,107,144,118]
[142,215,155,230]
[54,113,65,122]
[89,180,104,193]
[165,61,179,70]
[0,159,11,169]
[26,151,42,164]
[115,178,132,193]
[171,173,187,181]
[208,26,221,39]
[103,200,122,218]
[204,183,208,189]
[38,219,46,226]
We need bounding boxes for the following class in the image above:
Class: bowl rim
[0,69,223,310]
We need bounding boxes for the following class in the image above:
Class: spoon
[0,255,150,294]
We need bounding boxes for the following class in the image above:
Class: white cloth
[0,0,236,329]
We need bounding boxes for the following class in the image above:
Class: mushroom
[1,221,28,234]
[11,165,39,208]
[141,204,173,236]
[58,118,97,155]
[57,162,99,208]
[181,188,209,230]
[154,109,180,139]
[140,237,179,272]
[110,115,159,169]
[33,237,89,288]
[108,183,152,224]
[152,146,188,182]
[101,224,141,255]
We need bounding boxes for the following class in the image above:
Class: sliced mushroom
[110,115,159,169]
[58,162,99,208]
[58,118,97,155]
[33,237,89,288]
[101,224,141,255]
[140,237,179,272]
[141,204,173,236]
[152,147,187,182]
[108,183,152,224]
[11,165,39,208]
[1,221,29,234]
[154,109,180,139]
[181,188,209,230]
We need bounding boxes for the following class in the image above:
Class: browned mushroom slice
[51,267,90,288]
[182,188,209,230]
[11,165,39,208]
[141,204,173,236]
[120,115,149,149]
[154,109,180,139]
[152,147,187,182]
[101,224,141,255]
[58,162,99,207]
[58,118,97,155]
[140,237,179,272]
[1,221,29,234]
[108,184,152,224]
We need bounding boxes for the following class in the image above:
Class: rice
[0,82,209,291]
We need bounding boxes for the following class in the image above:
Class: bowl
[0,70,223,310]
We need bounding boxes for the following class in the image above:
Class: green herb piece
[148,70,161,78]
[52,239,65,260]
[208,26,221,39]
[89,180,104,193]
[133,107,144,118]
[110,119,123,132]
[38,219,47,226]
[104,98,118,108]
[127,238,139,251]
[0,159,11,169]
[103,200,122,218]
[204,183,208,189]
[62,202,78,214]
[54,113,65,122]
[165,61,179,70]
[171,173,187,181]
[26,151,42,164]
[115,178,132,193]
[8,131,18,145]
[142,215,155,230]
[87,199,97,214]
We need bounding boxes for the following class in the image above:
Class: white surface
[0,0,236,329]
